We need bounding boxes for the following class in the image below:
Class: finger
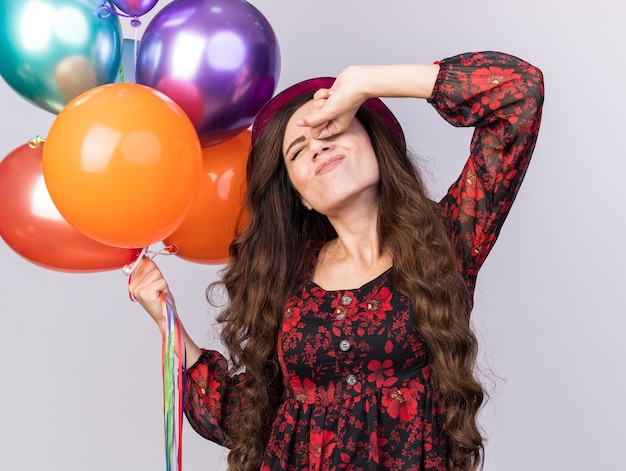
[297,98,335,128]
[298,109,333,129]
[135,274,168,300]
[312,88,332,100]
[130,256,154,278]
[310,121,342,140]
[129,260,166,299]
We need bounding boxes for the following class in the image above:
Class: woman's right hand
[128,257,175,330]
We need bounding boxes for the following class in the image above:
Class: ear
[302,199,313,210]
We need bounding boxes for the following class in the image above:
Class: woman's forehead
[282,100,316,145]
[287,99,316,125]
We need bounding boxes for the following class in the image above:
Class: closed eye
[285,135,306,160]
[290,147,304,161]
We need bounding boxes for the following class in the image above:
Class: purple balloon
[111,0,159,17]
[136,0,281,146]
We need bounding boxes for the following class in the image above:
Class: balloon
[42,83,203,248]
[0,0,122,114]
[0,143,139,272]
[163,130,250,264]
[136,0,281,146]
[116,38,140,83]
[111,0,159,17]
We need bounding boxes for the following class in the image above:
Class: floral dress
[183,51,544,470]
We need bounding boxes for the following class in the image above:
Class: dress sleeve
[430,51,544,301]
[183,349,244,447]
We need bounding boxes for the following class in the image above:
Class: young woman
[129,50,544,471]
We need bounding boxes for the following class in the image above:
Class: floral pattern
[183,51,544,470]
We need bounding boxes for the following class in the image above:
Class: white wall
[1,1,624,470]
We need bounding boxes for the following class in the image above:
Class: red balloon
[0,143,139,272]
[163,130,250,264]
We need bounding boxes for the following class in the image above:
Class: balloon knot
[163,244,179,255]
[122,245,179,278]
[97,2,142,23]
[27,135,45,149]
[123,246,148,276]
[97,2,113,19]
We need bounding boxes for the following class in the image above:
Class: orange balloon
[0,143,139,272]
[42,83,202,248]
[163,130,250,264]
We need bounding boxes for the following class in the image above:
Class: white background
[1,0,624,470]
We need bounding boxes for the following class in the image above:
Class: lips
[315,155,345,175]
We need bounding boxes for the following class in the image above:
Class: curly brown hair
[210,92,485,471]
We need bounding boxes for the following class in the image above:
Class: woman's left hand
[298,63,440,140]
[297,66,371,139]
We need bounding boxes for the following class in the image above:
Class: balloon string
[161,294,185,471]
[149,244,178,257]
[124,251,185,468]
[123,246,148,277]
[124,245,178,276]
[133,27,139,73]
[98,2,142,27]
[125,245,177,302]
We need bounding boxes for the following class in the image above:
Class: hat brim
[251,77,405,146]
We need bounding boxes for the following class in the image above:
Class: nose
[310,137,331,160]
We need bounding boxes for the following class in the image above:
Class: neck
[325,204,390,269]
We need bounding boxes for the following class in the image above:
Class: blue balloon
[0,0,122,114]
[136,0,281,146]
[116,38,140,83]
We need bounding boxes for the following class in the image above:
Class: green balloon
[0,0,122,114]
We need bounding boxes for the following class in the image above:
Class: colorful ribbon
[161,293,185,471]
[124,246,184,469]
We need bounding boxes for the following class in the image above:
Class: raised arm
[298,63,440,139]
[431,51,545,299]
[298,51,544,304]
